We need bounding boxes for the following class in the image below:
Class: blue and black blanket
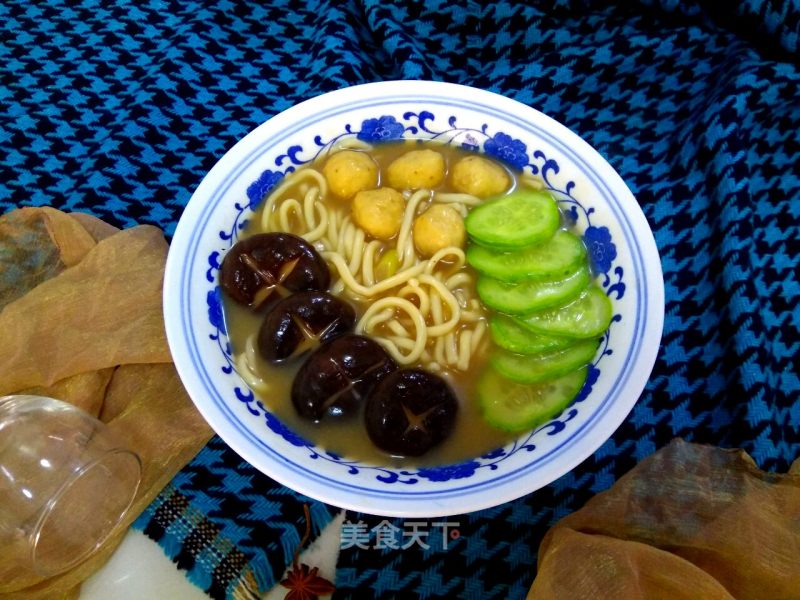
[2,1,797,598]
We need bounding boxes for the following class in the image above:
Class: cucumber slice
[465,189,560,249]
[489,314,575,354]
[516,285,613,339]
[478,366,588,432]
[477,264,590,314]
[466,229,586,282]
[490,339,599,383]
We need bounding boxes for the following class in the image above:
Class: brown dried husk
[0,208,212,598]
[529,438,800,599]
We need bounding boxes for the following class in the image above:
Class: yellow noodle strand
[445,331,458,365]
[520,173,545,190]
[387,320,411,337]
[259,169,327,230]
[302,202,329,243]
[358,297,427,364]
[430,289,443,327]
[367,307,398,329]
[303,186,318,229]
[418,274,461,336]
[433,191,482,206]
[424,247,466,274]
[471,320,488,351]
[434,335,446,366]
[445,272,472,290]
[233,336,271,394]
[396,189,429,269]
[361,241,383,286]
[331,137,374,152]
[460,310,485,323]
[397,283,431,318]
[457,330,472,371]
[348,227,365,274]
[277,198,303,234]
[323,252,427,297]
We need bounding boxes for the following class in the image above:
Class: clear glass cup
[0,395,142,577]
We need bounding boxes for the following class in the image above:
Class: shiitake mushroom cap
[364,368,458,457]
[220,232,330,307]
[258,291,355,363]
[291,334,397,421]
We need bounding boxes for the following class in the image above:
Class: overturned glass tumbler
[0,395,141,577]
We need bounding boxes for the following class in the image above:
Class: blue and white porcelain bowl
[164,81,664,517]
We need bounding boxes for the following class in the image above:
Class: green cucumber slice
[489,314,575,354]
[466,229,586,282]
[516,285,613,339]
[477,264,590,314]
[465,189,560,249]
[478,366,588,432]
[490,339,599,384]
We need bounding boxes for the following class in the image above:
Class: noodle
[360,240,382,286]
[357,297,428,364]
[396,190,429,270]
[331,137,374,152]
[234,335,271,394]
[260,168,329,231]
[244,163,489,373]
[520,173,545,190]
[433,192,483,206]
[418,274,460,336]
[323,252,428,297]
[277,198,302,233]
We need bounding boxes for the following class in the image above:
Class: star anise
[280,504,335,600]
[281,563,335,600]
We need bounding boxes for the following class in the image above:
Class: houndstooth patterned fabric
[2,1,798,598]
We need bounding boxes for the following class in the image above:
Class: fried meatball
[323,150,379,199]
[386,149,446,190]
[413,204,466,257]
[449,155,510,198]
[352,187,406,240]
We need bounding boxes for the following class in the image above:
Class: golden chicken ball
[386,149,446,190]
[449,155,510,198]
[352,188,406,240]
[413,204,466,257]
[322,150,379,199]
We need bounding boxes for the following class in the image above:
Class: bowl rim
[164,80,664,517]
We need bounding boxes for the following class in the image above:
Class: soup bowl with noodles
[164,81,663,517]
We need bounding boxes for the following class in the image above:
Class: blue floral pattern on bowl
[204,110,624,485]
[484,132,530,170]
[357,115,406,142]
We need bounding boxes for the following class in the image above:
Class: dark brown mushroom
[257,291,355,363]
[291,334,397,421]
[219,232,330,308]
[364,369,458,457]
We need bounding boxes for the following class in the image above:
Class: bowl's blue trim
[179,95,649,499]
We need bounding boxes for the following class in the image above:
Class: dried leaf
[529,439,800,600]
